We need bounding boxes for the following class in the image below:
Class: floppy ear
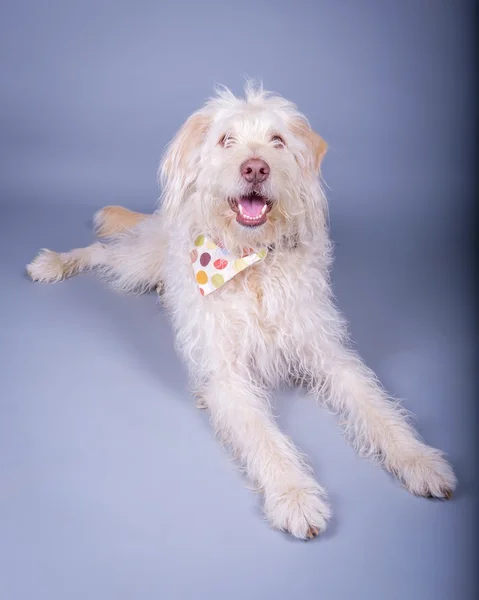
[159,112,211,220]
[291,120,328,175]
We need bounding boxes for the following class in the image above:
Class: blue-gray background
[0,1,476,599]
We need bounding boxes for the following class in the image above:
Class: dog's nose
[240,158,270,183]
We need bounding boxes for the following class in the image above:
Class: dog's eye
[218,134,234,148]
[271,134,285,148]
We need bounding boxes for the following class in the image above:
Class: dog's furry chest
[216,248,313,326]
[163,243,323,373]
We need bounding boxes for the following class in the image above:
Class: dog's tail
[93,205,150,238]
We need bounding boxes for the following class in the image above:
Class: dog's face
[160,86,327,250]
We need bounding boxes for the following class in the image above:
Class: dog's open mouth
[229,194,272,227]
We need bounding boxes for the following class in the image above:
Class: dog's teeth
[238,204,244,215]
[261,204,267,215]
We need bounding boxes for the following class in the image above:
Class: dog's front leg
[204,368,330,539]
[304,331,456,498]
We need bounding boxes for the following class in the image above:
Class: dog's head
[159,83,328,251]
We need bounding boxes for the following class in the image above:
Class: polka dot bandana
[191,235,268,296]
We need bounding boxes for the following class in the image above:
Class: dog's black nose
[240,158,270,184]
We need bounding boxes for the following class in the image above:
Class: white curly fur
[27,82,456,539]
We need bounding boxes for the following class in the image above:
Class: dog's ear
[159,112,211,220]
[290,119,328,175]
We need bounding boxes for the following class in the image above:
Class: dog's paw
[26,249,66,283]
[264,482,331,540]
[398,446,457,499]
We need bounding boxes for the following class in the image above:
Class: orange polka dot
[196,270,208,285]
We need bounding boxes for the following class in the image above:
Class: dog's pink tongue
[239,197,265,217]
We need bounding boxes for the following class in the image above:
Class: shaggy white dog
[27,83,456,539]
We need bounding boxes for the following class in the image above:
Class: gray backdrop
[0,1,476,599]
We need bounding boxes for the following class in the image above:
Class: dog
[27,82,456,539]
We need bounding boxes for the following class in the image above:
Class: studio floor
[0,202,476,600]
